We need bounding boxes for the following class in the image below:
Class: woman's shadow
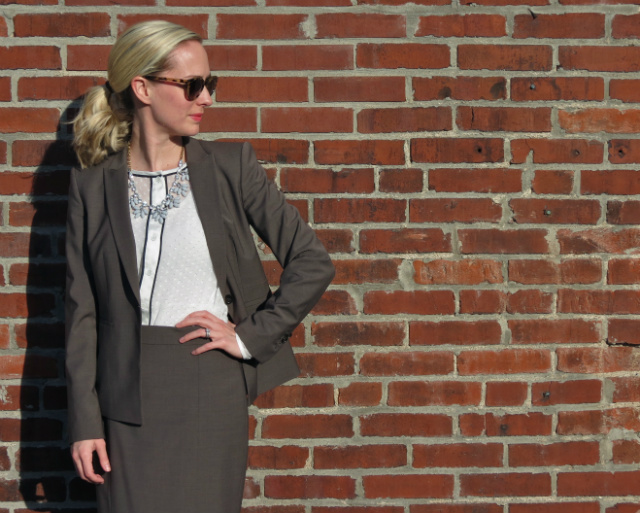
[18,101,97,512]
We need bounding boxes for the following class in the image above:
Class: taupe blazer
[65,138,335,443]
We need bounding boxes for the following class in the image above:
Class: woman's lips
[190,114,203,122]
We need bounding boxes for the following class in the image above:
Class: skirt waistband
[140,325,206,345]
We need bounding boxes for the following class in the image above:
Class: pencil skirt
[97,326,249,513]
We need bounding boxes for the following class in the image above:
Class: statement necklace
[127,143,190,224]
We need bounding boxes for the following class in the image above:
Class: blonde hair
[73,21,202,168]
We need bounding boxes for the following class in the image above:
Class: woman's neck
[128,130,184,172]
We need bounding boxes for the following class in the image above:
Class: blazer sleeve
[234,143,335,363]
[65,167,105,443]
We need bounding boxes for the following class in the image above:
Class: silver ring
[205,328,211,339]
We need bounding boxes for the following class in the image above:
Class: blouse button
[224,294,234,305]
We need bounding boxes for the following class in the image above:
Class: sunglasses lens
[205,76,218,95]
[186,77,205,101]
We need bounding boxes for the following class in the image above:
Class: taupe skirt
[97,326,249,513]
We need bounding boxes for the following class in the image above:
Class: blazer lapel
[104,150,141,305]
[184,138,228,289]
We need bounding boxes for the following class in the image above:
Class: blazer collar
[102,137,228,307]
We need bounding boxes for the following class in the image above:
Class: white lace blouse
[128,164,251,359]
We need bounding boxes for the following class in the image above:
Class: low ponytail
[73,84,132,168]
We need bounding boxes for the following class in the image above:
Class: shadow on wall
[19,101,98,512]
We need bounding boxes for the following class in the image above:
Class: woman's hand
[176,311,242,359]
[71,438,111,484]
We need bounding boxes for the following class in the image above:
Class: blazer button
[224,294,234,305]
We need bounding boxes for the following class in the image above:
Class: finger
[95,440,111,473]
[80,449,104,484]
[176,311,216,327]
[191,341,223,356]
[178,327,210,344]
[72,452,87,481]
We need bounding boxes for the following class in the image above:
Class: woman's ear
[130,76,152,105]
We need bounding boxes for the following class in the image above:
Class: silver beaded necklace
[127,143,190,224]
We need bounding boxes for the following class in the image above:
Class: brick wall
[1,0,640,512]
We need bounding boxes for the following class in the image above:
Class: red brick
[14,323,64,350]
[265,475,355,499]
[9,202,67,227]
[509,259,601,285]
[297,353,355,377]
[316,13,405,38]
[262,107,352,133]
[514,13,604,38]
[610,139,640,164]
[559,289,640,315]
[410,198,502,223]
[359,351,454,376]
[67,45,110,71]
[414,76,506,100]
[611,79,640,102]
[389,381,481,406]
[358,107,451,133]
[558,470,640,497]
[117,15,208,37]
[511,139,603,164]
[511,504,599,513]
[312,321,405,347]
[248,446,309,469]
[410,320,502,345]
[460,412,552,436]
[429,168,521,193]
[360,413,452,437]
[560,46,640,72]
[608,200,640,224]
[10,263,66,287]
[380,169,423,193]
[557,347,638,374]
[606,505,640,513]
[315,198,405,223]
[512,77,604,101]
[262,414,353,439]
[560,109,640,134]
[270,0,349,4]
[412,506,503,513]
[0,233,50,258]
[359,0,449,3]
[558,408,640,435]
[364,290,455,315]
[206,45,257,71]
[165,0,254,4]
[613,13,640,38]
[67,0,154,3]
[510,319,600,344]
[532,380,601,406]
[315,140,404,165]
[458,106,550,132]
[0,77,8,101]
[357,43,449,69]
[0,325,7,348]
[12,139,76,167]
[459,290,506,314]
[510,198,599,224]
[315,229,354,253]
[237,139,308,164]
[253,384,334,409]
[18,76,104,101]
[611,377,640,402]
[0,293,55,318]
[559,227,640,255]
[461,473,551,497]
[462,0,548,4]
[0,385,31,411]
[364,475,454,500]
[243,476,259,499]
[199,107,256,132]
[486,381,528,406]
[613,440,640,464]
[414,443,502,468]
[609,258,640,284]
[263,45,354,70]
[458,349,551,375]
[0,46,61,70]
[608,319,640,345]
[216,77,307,102]
[508,290,554,314]
[532,170,574,194]
[312,290,357,315]
[417,15,505,37]
[412,138,504,163]
[0,141,5,164]
[338,382,383,406]
[0,355,57,379]
[14,13,109,37]
[314,445,406,469]
[315,76,405,102]
[0,418,62,442]
[282,168,373,194]
[459,45,552,71]
[459,229,549,254]
[313,508,403,513]
[332,259,399,284]
[414,259,502,285]
[360,229,451,254]
[583,170,640,195]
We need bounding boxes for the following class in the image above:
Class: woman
[66,20,334,512]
